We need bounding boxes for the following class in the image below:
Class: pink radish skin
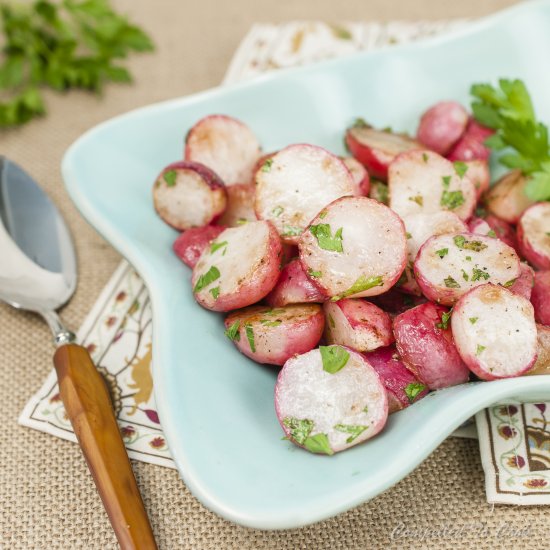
[153,161,227,231]
[217,184,257,227]
[416,101,469,155]
[265,258,326,307]
[224,304,324,366]
[364,346,429,413]
[470,214,519,253]
[299,196,407,299]
[370,290,426,317]
[451,284,538,380]
[388,150,476,222]
[275,346,388,454]
[192,220,282,312]
[323,299,394,352]
[468,217,493,236]
[508,263,535,301]
[255,144,355,244]
[173,225,227,268]
[342,156,371,196]
[485,170,535,224]
[414,232,520,306]
[531,271,550,326]
[526,324,550,375]
[446,119,493,161]
[345,125,422,181]
[393,302,470,389]
[517,203,550,270]
[185,114,261,186]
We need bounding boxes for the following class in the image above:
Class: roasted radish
[451,284,538,380]
[531,270,550,326]
[185,114,261,186]
[299,196,407,299]
[224,304,324,366]
[517,203,550,269]
[526,324,550,376]
[342,156,370,196]
[217,183,257,227]
[393,302,470,389]
[414,232,520,305]
[255,144,355,244]
[364,346,429,413]
[509,263,535,301]
[173,225,227,268]
[191,220,282,311]
[464,160,490,199]
[153,161,227,230]
[485,170,534,224]
[446,119,493,162]
[323,299,393,352]
[275,346,388,454]
[388,150,476,221]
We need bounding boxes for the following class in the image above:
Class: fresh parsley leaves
[331,275,384,301]
[404,382,426,403]
[319,345,350,374]
[309,224,344,252]
[224,320,241,341]
[193,266,220,293]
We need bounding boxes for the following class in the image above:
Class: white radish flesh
[508,263,535,301]
[517,203,550,270]
[342,156,370,196]
[217,183,257,227]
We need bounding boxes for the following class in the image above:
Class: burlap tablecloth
[2,0,548,548]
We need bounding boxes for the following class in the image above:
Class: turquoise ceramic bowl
[62,0,550,529]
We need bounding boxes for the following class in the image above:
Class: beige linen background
[1,0,548,548]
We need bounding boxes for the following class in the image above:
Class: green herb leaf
[193,266,220,293]
[319,210,328,219]
[436,248,449,258]
[282,417,313,445]
[331,275,384,301]
[308,268,322,278]
[303,433,334,455]
[282,225,302,237]
[476,344,486,355]
[444,276,460,288]
[409,195,424,206]
[224,320,241,341]
[352,117,369,128]
[271,205,284,217]
[245,323,256,352]
[328,314,336,328]
[334,424,368,444]
[210,241,228,254]
[209,286,220,299]
[472,268,490,281]
[453,235,488,251]
[469,317,478,324]
[487,229,497,238]
[503,278,516,288]
[260,319,282,327]
[461,269,469,281]
[163,170,177,186]
[320,345,350,374]
[441,175,451,188]
[453,161,469,178]
[441,190,465,210]
[262,158,273,172]
[404,382,427,403]
[435,309,452,330]
[405,232,412,239]
[422,152,429,163]
[465,255,472,261]
[309,224,344,252]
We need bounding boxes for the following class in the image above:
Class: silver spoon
[0,157,157,550]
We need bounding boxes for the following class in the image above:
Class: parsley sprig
[470,78,550,200]
[0,0,153,127]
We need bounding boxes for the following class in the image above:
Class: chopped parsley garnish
[303,433,334,455]
[309,224,344,252]
[453,235,488,251]
[319,210,328,219]
[210,240,228,254]
[472,268,490,281]
[409,195,424,206]
[476,344,486,356]
[435,309,452,330]
[282,417,313,445]
[465,255,472,261]
[469,317,478,324]
[320,345,350,374]
[453,161,469,178]
[487,229,497,238]
[422,152,429,163]
[282,225,302,237]
[271,205,284,217]
[163,170,177,187]
[444,276,460,288]
[404,382,426,403]
[193,266,220,293]
[245,324,256,352]
[441,175,451,188]
[436,248,449,258]
[503,279,516,288]
[236,218,248,225]
[352,117,369,128]
[363,405,369,414]
[373,181,389,204]
[262,158,273,172]
[260,319,282,327]
[328,314,336,328]
[441,190,465,209]
[308,268,322,278]
[331,275,384,301]
[224,320,241,341]
[209,286,220,299]
[406,232,412,239]
[461,269,469,281]
[334,424,368,444]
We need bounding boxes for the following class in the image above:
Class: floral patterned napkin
[19,20,550,503]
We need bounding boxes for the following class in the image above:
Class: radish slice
[255,144,355,244]
[217,183,257,227]
[173,225,227,268]
[508,263,535,301]
[485,170,534,224]
[345,123,422,180]
[414,232,520,305]
[185,114,261,186]
[191,220,282,312]
[388,150,476,221]
[393,302,470,389]
[342,156,370,196]
[526,324,550,375]
[517,203,550,270]
[451,284,538,380]
[153,161,227,230]
[364,346,429,413]
[446,119,493,161]
[265,258,326,307]
[369,180,389,204]
[299,196,407,299]
[417,101,469,155]
[531,270,550,325]
[323,299,394,352]
[464,160,490,199]
[468,217,493,237]
[224,304,324,366]
[484,214,518,252]
[275,346,388,454]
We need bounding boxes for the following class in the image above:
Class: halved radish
[323,299,394,352]
[509,263,535,301]
[173,225,227,268]
[254,144,355,244]
[275,346,388,454]
[484,214,518,252]
[526,324,550,375]
[345,122,422,180]
[485,170,535,224]
[416,101,469,155]
[414,232,520,305]
[217,183,257,227]
[393,302,470,389]
[451,284,538,380]
[517,203,550,270]
[153,161,227,230]
[265,258,326,307]
[299,196,407,299]
[342,156,370,196]
[191,220,282,312]
[446,119,493,161]
[468,216,493,237]
[388,150,476,221]
[369,289,427,317]
[464,160,490,199]
[224,304,324,366]
[531,270,550,325]
[185,114,261,186]
[368,180,389,204]
[364,346,429,413]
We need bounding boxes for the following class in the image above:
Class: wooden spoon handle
[54,344,158,550]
